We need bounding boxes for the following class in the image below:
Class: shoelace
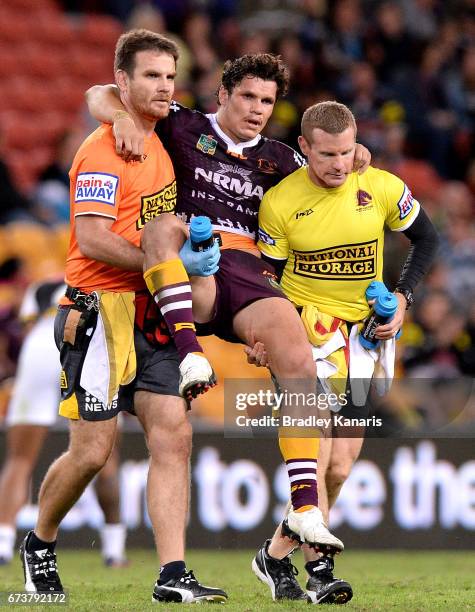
[311,557,335,582]
[276,557,302,593]
[179,570,198,586]
[32,555,58,578]
[29,551,61,588]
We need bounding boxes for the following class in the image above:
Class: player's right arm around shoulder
[85,84,144,162]
[85,84,122,123]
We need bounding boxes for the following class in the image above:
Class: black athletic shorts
[55,304,181,422]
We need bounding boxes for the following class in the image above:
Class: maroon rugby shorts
[195,248,287,342]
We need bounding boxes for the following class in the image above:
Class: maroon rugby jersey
[156,102,305,240]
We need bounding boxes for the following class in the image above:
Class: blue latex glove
[179,238,220,276]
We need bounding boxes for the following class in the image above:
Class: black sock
[26,531,56,554]
[159,560,186,583]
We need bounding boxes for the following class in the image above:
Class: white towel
[311,328,347,405]
[312,327,346,381]
[80,291,136,406]
[348,325,396,405]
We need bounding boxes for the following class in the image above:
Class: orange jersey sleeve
[66,125,176,292]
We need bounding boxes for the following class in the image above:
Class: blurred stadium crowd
[0,0,474,429]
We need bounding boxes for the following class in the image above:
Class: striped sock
[287,458,318,510]
[144,259,203,360]
[279,436,319,510]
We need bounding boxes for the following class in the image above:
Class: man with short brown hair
[20,29,226,603]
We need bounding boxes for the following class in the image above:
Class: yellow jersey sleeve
[257,187,289,260]
[380,170,420,232]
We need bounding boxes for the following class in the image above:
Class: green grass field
[1,549,474,610]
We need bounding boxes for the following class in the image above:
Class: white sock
[0,524,16,560]
[100,523,126,561]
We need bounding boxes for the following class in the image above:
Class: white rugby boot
[178,353,216,399]
[285,506,344,551]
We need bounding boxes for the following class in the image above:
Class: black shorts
[55,304,181,422]
[196,249,287,342]
[131,325,181,398]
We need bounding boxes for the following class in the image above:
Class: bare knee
[326,461,352,494]
[269,333,315,379]
[141,213,187,260]
[283,348,316,379]
[69,443,112,479]
[146,417,192,463]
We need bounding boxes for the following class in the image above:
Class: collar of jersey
[206,113,261,154]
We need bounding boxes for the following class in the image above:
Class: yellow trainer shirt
[257,166,420,322]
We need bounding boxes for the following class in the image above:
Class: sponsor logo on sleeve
[75,172,119,206]
[137,180,177,229]
[196,134,218,155]
[397,185,417,220]
[258,227,276,246]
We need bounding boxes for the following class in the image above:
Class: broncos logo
[356,189,372,207]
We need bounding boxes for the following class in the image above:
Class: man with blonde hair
[256,100,439,603]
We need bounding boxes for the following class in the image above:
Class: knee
[141,213,186,256]
[70,444,112,479]
[325,461,352,494]
[147,418,192,463]
[285,350,316,379]
[271,341,315,379]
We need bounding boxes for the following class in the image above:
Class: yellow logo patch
[293,239,378,280]
[291,483,312,491]
[137,180,177,229]
[60,370,68,389]
[174,322,196,332]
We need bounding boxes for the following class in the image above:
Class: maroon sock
[156,281,203,360]
[287,459,318,509]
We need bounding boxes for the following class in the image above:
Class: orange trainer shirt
[65,124,176,292]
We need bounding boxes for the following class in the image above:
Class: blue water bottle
[365,281,388,302]
[190,216,214,252]
[364,281,402,342]
[359,292,398,349]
